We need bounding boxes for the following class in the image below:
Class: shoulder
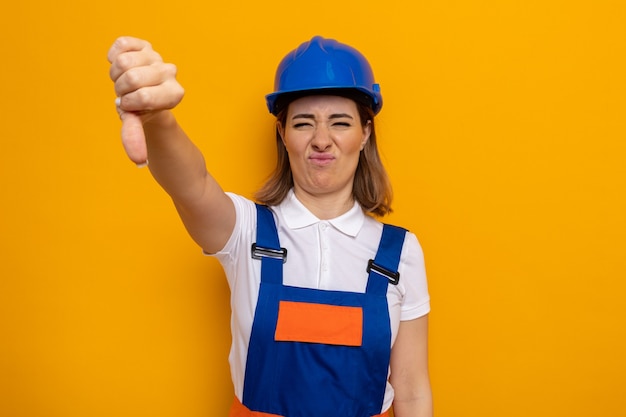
[367,217,425,273]
[226,192,256,213]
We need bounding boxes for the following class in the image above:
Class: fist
[107,36,184,165]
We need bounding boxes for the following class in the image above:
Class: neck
[292,186,355,220]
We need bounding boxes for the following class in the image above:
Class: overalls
[230,205,406,417]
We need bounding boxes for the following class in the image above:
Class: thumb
[120,111,148,167]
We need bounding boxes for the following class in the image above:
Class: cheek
[349,134,367,153]
[283,138,304,156]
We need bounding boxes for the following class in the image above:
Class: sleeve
[398,232,431,321]
[205,193,257,288]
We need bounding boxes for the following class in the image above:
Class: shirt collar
[277,189,365,237]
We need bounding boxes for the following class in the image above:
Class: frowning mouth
[309,154,335,166]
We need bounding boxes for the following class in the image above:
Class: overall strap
[366,224,407,296]
[252,204,286,285]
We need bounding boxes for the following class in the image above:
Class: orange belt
[229,397,390,417]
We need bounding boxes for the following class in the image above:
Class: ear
[360,120,372,150]
[277,120,286,146]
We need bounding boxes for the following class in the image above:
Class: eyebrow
[291,113,354,120]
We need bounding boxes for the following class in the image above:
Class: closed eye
[329,113,354,128]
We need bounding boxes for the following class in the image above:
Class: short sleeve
[397,232,430,320]
[207,193,257,288]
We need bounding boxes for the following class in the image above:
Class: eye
[293,122,313,128]
[332,121,352,127]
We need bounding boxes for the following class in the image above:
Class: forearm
[390,316,433,417]
[142,109,234,252]
[143,110,215,204]
[392,390,433,417]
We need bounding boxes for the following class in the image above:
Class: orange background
[1,1,625,416]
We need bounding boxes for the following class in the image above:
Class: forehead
[287,95,359,116]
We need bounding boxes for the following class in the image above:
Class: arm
[107,36,234,254]
[390,315,433,417]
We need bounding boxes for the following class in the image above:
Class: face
[278,95,371,200]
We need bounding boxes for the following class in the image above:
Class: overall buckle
[367,259,400,285]
[251,243,288,263]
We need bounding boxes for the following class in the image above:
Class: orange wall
[1,1,625,416]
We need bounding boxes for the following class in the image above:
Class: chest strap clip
[367,259,400,285]
[252,243,288,263]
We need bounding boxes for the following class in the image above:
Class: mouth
[309,154,335,166]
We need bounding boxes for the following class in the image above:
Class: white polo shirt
[211,190,430,411]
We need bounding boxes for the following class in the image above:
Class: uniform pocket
[274,301,363,346]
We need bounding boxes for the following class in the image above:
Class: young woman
[108,35,432,417]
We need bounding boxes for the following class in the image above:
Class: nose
[311,125,332,151]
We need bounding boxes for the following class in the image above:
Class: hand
[107,37,184,165]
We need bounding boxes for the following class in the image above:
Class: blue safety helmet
[265,36,383,115]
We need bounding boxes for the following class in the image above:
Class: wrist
[144,110,177,130]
